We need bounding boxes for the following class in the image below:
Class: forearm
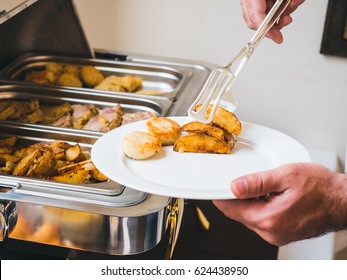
[330,172,347,231]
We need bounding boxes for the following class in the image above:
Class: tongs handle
[226,0,291,78]
[250,0,292,48]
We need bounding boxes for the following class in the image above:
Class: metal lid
[0,0,93,71]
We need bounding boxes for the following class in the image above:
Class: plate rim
[91,117,311,199]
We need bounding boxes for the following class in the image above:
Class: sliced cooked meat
[51,114,72,128]
[98,105,123,129]
[83,115,109,132]
[121,111,157,125]
[71,104,98,129]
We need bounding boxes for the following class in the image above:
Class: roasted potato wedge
[194,104,241,135]
[50,169,89,184]
[181,121,233,142]
[12,149,40,176]
[173,133,232,154]
[0,153,21,164]
[65,144,81,161]
[88,164,108,181]
[0,136,17,147]
[26,149,54,178]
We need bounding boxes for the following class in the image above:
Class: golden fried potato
[0,147,16,154]
[56,72,82,87]
[40,70,58,84]
[89,166,108,181]
[64,144,81,161]
[12,149,40,176]
[80,65,104,88]
[173,133,232,154]
[50,169,89,184]
[0,136,17,147]
[63,65,80,77]
[24,71,51,84]
[194,104,242,135]
[26,149,54,178]
[94,75,126,92]
[181,121,232,142]
[119,75,142,92]
[0,153,21,164]
[122,131,161,160]
[46,62,63,74]
[146,117,181,146]
[0,105,15,121]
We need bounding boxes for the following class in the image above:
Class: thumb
[231,170,281,199]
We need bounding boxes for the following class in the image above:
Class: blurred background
[74,0,347,170]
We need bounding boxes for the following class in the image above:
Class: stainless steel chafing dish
[0,0,212,258]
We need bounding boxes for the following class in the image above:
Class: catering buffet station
[0,0,217,259]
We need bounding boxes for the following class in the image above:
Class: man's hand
[240,0,305,43]
[213,163,347,246]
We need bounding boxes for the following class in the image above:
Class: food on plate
[122,131,161,160]
[172,105,239,155]
[0,99,155,132]
[181,121,232,142]
[80,65,104,88]
[173,133,233,154]
[0,136,107,184]
[146,117,181,145]
[193,104,242,135]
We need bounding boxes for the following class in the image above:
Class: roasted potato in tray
[0,135,107,184]
[173,133,233,154]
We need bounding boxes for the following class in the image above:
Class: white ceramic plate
[91,117,311,199]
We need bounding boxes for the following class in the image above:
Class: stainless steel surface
[0,0,214,257]
[0,83,171,130]
[0,123,127,197]
[3,198,172,255]
[0,54,188,101]
[0,0,38,24]
[188,0,291,123]
[0,197,17,241]
[0,122,172,254]
[0,0,93,71]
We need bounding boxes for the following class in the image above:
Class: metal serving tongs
[188,0,291,123]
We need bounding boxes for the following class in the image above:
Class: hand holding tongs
[188,0,292,123]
